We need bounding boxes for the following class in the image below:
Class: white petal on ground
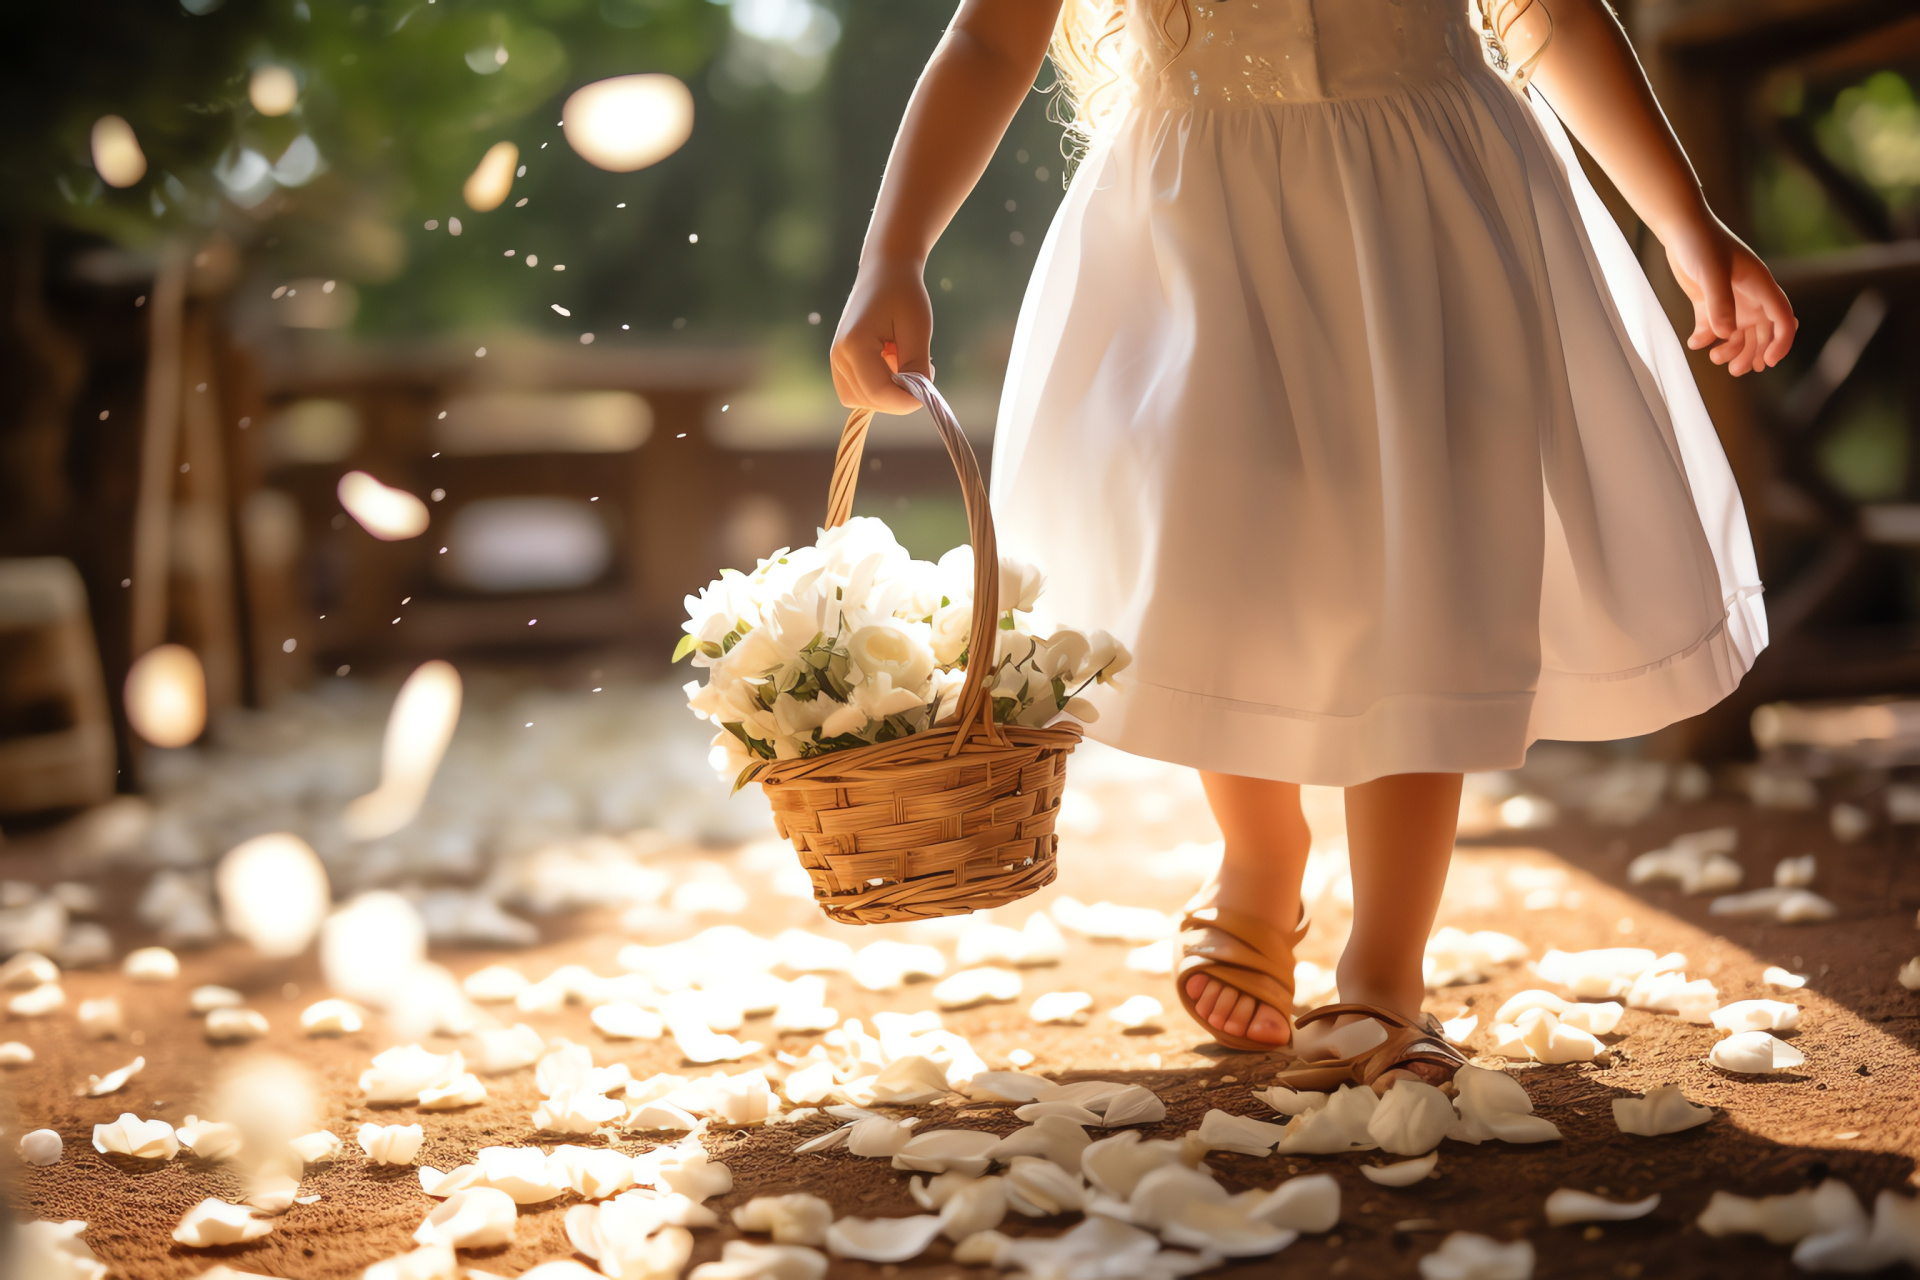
[1447,1066,1561,1145]
[190,984,245,1013]
[1275,1085,1381,1154]
[965,1071,1053,1103]
[1159,1199,1298,1258]
[1775,853,1819,886]
[1125,940,1175,974]
[1367,1080,1457,1155]
[1897,958,1920,991]
[360,1045,464,1103]
[1050,897,1178,943]
[1493,990,1621,1035]
[1005,1155,1089,1216]
[358,1123,425,1164]
[1709,1000,1802,1034]
[688,1239,830,1280]
[564,1198,699,1277]
[1535,948,1662,999]
[171,1198,273,1247]
[849,941,946,991]
[1611,1084,1713,1136]
[824,1214,946,1263]
[19,1128,63,1166]
[771,976,838,1033]
[1544,1189,1660,1226]
[475,1023,547,1074]
[291,1130,342,1163]
[1195,1109,1289,1156]
[1107,995,1164,1030]
[363,1243,459,1280]
[1763,965,1809,989]
[176,1117,245,1161]
[935,1175,1009,1240]
[931,967,1022,1010]
[14,1219,108,1280]
[1627,833,1743,895]
[538,1041,633,1095]
[472,1145,570,1202]
[244,1171,301,1214]
[773,930,855,974]
[1100,1085,1168,1127]
[1423,928,1529,989]
[462,964,530,1002]
[9,983,65,1016]
[1082,1132,1189,1200]
[1626,970,1720,1023]
[869,1054,954,1105]
[86,1055,145,1097]
[1697,1179,1867,1245]
[0,951,59,988]
[844,1114,922,1158]
[1709,1030,1807,1073]
[534,1085,627,1133]
[1247,1173,1342,1233]
[420,1164,484,1198]
[412,1187,519,1248]
[1418,1232,1535,1280]
[1362,1153,1438,1186]
[0,1041,35,1066]
[986,1114,1091,1170]
[76,997,123,1038]
[418,1072,488,1111]
[301,999,365,1035]
[205,1008,270,1042]
[1016,1101,1104,1126]
[1252,1085,1329,1117]
[1709,887,1838,923]
[732,1194,835,1246]
[1441,1013,1479,1044]
[92,1113,179,1160]
[550,1145,637,1199]
[1127,1163,1228,1230]
[520,1262,614,1280]
[1029,991,1094,1024]
[1515,1009,1608,1064]
[891,1129,1002,1177]
[645,1131,735,1201]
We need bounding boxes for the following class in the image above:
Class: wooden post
[128,244,188,660]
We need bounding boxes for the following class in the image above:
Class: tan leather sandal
[1174,887,1310,1053]
[1268,1002,1469,1092]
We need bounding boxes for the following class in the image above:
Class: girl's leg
[1295,772,1462,1075]
[1185,771,1313,1044]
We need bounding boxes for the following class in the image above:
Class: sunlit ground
[2,667,1916,1278]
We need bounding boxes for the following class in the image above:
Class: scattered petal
[176,1116,245,1161]
[689,1239,829,1280]
[1275,1085,1381,1154]
[1418,1231,1534,1280]
[86,1055,145,1097]
[1709,1000,1801,1034]
[824,1214,945,1263]
[1107,995,1164,1030]
[1448,1066,1560,1145]
[1611,1084,1713,1136]
[1544,1189,1659,1226]
[413,1187,517,1248]
[291,1130,342,1163]
[19,1128,63,1166]
[733,1194,834,1246]
[987,1114,1090,1171]
[172,1198,273,1247]
[1709,1031,1805,1074]
[301,999,365,1036]
[1082,1132,1188,1201]
[1764,965,1809,990]
[1362,1153,1438,1186]
[1029,991,1094,1025]
[1195,1109,1288,1156]
[92,1113,179,1160]
[358,1123,424,1165]
[1367,1080,1456,1155]
[205,1008,270,1043]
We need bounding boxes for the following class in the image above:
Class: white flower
[1034,629,1091,682]
[997,555,1046,613]
[929,603,972,667]
[847,621,935,692]
[1083,629,1132,685]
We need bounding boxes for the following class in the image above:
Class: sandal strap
[1293,1001,1425,1032]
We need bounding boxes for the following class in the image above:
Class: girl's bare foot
[1183,971,1292,1044]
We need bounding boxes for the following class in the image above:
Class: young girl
[830,0,1794,1088]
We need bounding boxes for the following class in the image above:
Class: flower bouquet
[676,519,1130,789]
[674,371,1129,923]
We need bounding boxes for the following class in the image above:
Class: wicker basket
[744,372,1083,925]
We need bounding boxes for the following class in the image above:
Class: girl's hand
[1663,216,1798,376]
[831,256,934,415]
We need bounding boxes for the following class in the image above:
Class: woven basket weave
[743,372,1082,925]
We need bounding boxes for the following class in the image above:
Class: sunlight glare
[562,75,694,173]
[337,470,430,540]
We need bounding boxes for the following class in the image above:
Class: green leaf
[731,763,760,795]
[671,634,701,663]
[999,615,1016,630]
[698,640,725,660]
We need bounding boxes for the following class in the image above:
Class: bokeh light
[90,115,146,188]
[215,833,332,957]
[124,644,206,747]
[337,470,430,540]
[343,660,463,841]
[463,141,519,212]
[562,74,694,173]
[249,65,299,116]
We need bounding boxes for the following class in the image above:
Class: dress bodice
[1123,0,1483,107]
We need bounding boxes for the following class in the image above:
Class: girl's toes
[1191,976,1224,1020]
[1220,990,1258,1037]
[1246,1003,1291,1044]
[1184,972,1213,1008]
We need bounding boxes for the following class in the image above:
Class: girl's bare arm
[1528,0,1796,374]
[831,0,1063,413]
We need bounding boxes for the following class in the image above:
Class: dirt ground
[3,731,1918,1280]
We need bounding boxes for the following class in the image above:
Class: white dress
[988,0,1767,786]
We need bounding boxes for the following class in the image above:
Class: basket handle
[826,371,1003,753]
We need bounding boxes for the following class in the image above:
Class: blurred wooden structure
[0,559,115,814]
[1631,0,1920,755]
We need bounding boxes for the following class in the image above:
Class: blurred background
[0,0,1918,826]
